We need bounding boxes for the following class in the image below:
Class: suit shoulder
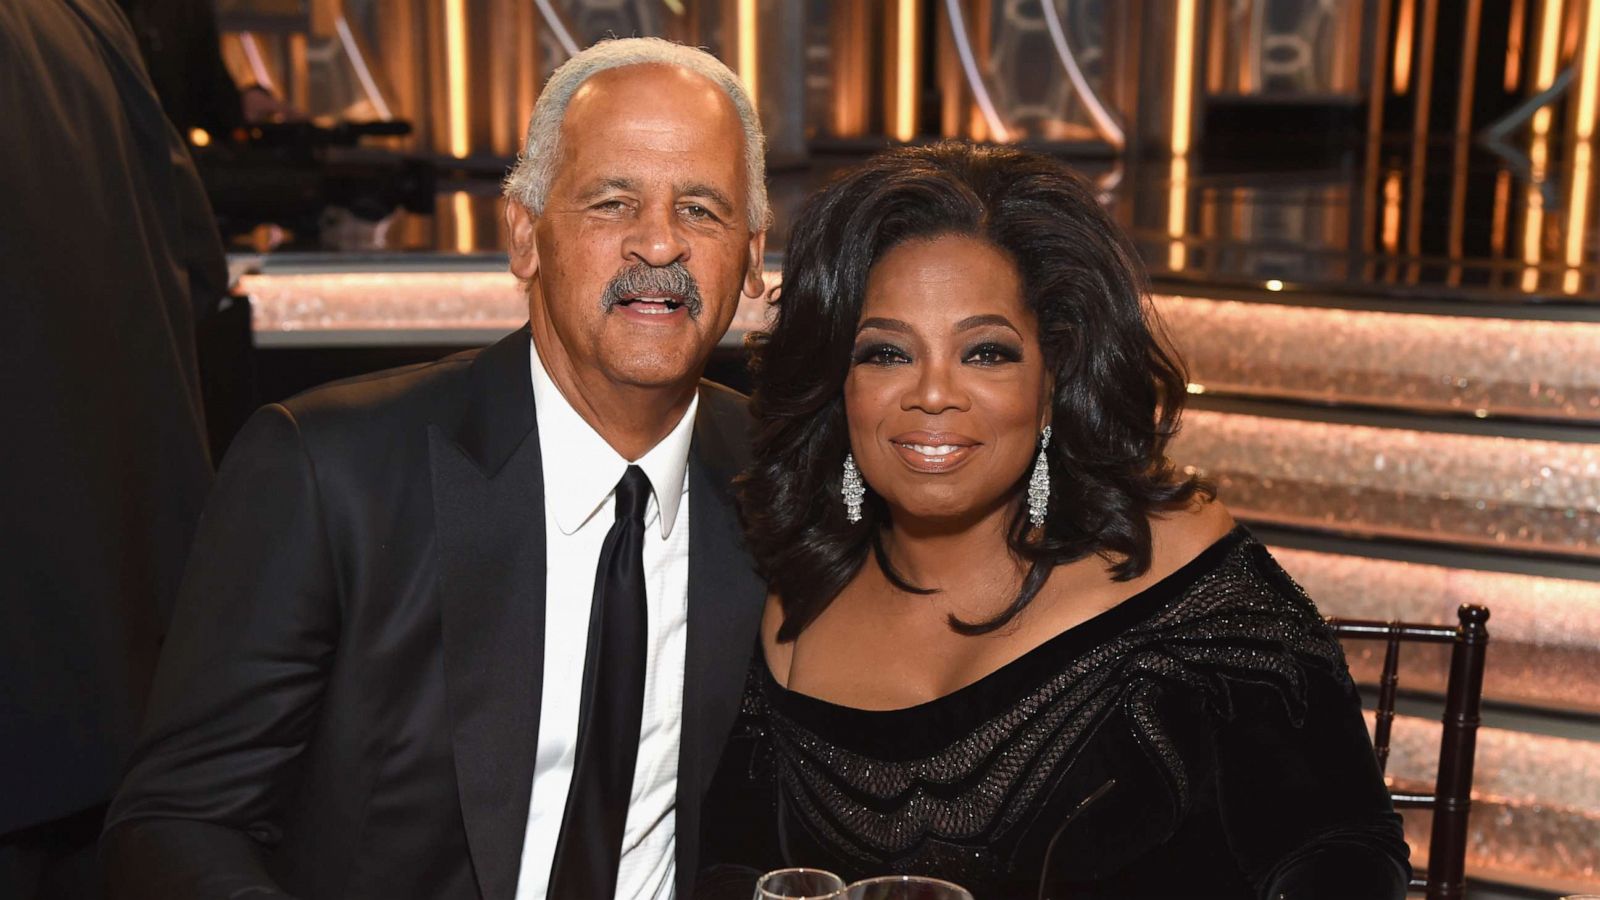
[690,380,752,485]
[698,378,749,413]
[276,346,480,433]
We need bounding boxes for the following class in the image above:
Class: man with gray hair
[104,37,770,900]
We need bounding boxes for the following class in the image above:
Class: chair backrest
[1325,604,1491,900]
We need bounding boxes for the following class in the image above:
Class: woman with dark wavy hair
[698,143,1408,900]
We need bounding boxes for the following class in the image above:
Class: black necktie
[548,465,652,900]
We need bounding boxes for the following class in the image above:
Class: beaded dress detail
[700,529,1411,900]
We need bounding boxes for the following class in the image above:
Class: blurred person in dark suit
[0,0,226,897]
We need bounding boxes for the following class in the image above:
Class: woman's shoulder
[1140,500,1317,619]
[1147,497,1237,574]
[1137,510,1352,715]
[1029,498,1242,630]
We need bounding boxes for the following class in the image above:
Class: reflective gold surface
[1273,547,1600,713]
[240,269,778,339]
[1173,411,1600,557]
[243,271,524,334]
[1379,712,1600,892]
[1156,295,1600,421]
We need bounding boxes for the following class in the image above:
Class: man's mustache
[600,262,704,318]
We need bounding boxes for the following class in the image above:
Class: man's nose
[623,202,690,267]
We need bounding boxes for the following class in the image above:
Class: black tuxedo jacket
[103,328,767,899]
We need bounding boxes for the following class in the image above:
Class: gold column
[403,0,544,161]
[1412,0,1440,144]
[1170,0,1198,155]
[1393,0,1417,95]
[1507,0,1528,91]
[830,2,873,138]
[1166,0,1200,271]
[487,0,540,157]
[735,0,759,103]
[1563,0,1600,293]
[1532,0,1567,139]
[1382,169,1402,268]
[1448,138,1470,285]
[886,0,923,142]
[1491,168,1512,260]
[1456,0,1485,138]
[1205,0,1225,95]
[1366,0,1393,139]
[1574,0,1600,144]
[1364,0,1393,265]
[375,1,424,151]
[1523,132,1550,292]
[935,0,1003,142]
[1168,156,1190,271]
[1523,0,1568,291]
[938,0,961,137]
[1333,0,1363,93]
[965,0,996,142]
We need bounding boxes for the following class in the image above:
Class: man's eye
[681,204,716,220]
[965,342,1022,365]
[852,343,910,366]
[592,199,627,212]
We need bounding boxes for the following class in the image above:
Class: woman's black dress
[696,528,1411,899]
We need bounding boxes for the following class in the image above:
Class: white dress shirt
[514,340,695,900]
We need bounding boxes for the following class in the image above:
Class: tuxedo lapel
[429,327,545,900]
[676,385,765,894]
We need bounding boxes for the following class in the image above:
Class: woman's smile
[889,431,981,472]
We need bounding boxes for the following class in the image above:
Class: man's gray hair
[503,37,769,231]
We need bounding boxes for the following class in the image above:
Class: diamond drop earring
[842,453,865,523]
[1028,426,1052,527]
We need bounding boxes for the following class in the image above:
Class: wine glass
[840,875,975,900]
[754,867,847,899]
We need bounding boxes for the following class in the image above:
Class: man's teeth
[622,297,681,313]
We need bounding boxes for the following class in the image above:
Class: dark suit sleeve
[1214,662,1412,899]
[103,404,342,899]
[692,661,784,900]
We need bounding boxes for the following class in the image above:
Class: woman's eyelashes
[964,340,1023,365]
[852,342,910,366]
[851,339,1024,367]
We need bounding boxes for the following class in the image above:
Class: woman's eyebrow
[954,314,1020,335]
[856,317,913,334]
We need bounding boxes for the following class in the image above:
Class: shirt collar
[529,337,696,539]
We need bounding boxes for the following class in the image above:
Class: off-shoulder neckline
[764,524,1254,722]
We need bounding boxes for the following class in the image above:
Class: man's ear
[505,200,540,280]
[742,229,768,299]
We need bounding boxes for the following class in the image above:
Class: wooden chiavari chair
[1326,604,1490,900]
